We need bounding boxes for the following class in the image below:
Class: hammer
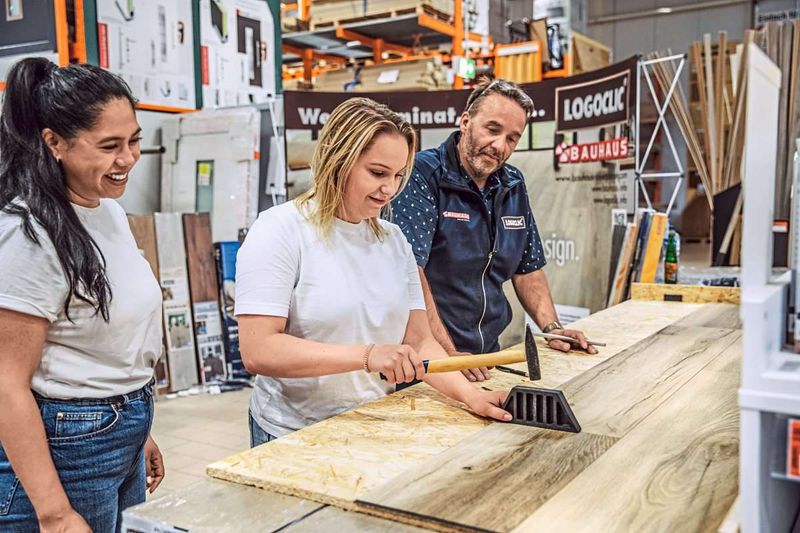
[379,325,541,381]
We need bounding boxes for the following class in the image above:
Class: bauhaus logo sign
[555,71,630,132]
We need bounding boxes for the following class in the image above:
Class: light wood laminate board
[357,327,741,531]
[183,213,227,383]
[123,479,322,532]
[513,345,741,533]
[206,301,705,506]
[283,506,433,533]
[672,302,742,329]
[360,427,618,532]
[154,213,198,391]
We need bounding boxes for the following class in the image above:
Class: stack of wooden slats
[757,20,800,223]
[648,24,800,266]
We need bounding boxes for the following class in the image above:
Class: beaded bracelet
[362,343,376,372]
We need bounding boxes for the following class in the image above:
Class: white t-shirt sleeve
[399,229,426,311]
[235,209,300,317]
[0,219,69,322]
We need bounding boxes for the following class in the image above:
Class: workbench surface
[124,300,741,532]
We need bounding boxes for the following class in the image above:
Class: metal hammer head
[525,325,541,381]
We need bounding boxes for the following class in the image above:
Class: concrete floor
[148,388,251,500]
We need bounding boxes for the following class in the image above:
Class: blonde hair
[296,97,417,240]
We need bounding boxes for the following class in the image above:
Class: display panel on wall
[199,0,275,107]
[0,0,69,83]
[95,0,197,111]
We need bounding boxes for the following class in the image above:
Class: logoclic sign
[555,70,630,132]
[283,56,638,131]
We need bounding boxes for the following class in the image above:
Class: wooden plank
[122,478,324,532]
[183,213,227,384]
[605,211,628,304]
[691,42,712,167]
[631,282,740,305]
[607,223,638,307]
[704,34,719,192]
[284,506,434,532]
[528,18,550,64]
[671,303,741,329]
[639,212,667,283]
[358,325,741,531]
[359,428,618,533]
[206,300,704,506]
[555,325,740,439]
[723,31,754,189]
[513,343,740,533]
[127,214,170,394]
[716,32,728,194]
[154,213,199,392]
[775,22,792,220]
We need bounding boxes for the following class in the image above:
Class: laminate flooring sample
[358,325,741,532]
[183,213,227,383]
[154,212,198,392]
[514,347,741,533]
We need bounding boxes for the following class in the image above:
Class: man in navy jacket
[392,78,596,382]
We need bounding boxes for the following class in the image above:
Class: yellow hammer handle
[425,349,526,373]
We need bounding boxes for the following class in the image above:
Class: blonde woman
[236,97,512,445]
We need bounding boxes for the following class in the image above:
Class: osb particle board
[206,300,704,505]
[631,282,740,304]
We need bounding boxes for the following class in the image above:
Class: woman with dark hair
[0,58,165,532]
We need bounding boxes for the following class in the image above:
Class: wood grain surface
[183,213,219,302]
[283,506,432,533]
[127,214,159,277]
[154,213,198,391]
[357,322,741,532]
[183,213,227,383]
[672,302,742,329]
[562,326,741,438]
[123,478,323,532]
[206,300,704,505]
[359,427,617,532]
[513,345,741,533]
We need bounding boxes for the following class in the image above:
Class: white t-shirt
[235,201,426,437]
[0,199,163,399]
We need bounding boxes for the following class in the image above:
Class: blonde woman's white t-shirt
[0,199,163,399]
[235,201,425,437]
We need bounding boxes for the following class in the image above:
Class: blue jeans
[248,410,278,448]
[0,386,153,532]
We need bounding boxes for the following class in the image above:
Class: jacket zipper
[477,247,496,353]
[476,186,511,353]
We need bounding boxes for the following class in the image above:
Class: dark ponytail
[0,58,137,321]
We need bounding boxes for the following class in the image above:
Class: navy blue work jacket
[391,132,546,354]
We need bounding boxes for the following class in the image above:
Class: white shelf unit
[739,43,800,533]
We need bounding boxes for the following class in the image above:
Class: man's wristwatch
[542,321,563,334]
